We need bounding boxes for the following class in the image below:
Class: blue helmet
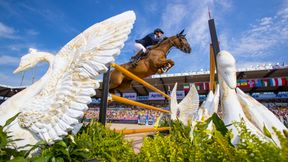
[154,28,164,34]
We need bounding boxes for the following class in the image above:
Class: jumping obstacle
[111,63,171,100]
[99,63,171,135]
[111,94,170,113]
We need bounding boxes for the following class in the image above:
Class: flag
[195,83,202,90]
[255,79,262,87]
[237,80,241,87]
[277,78,283,86]
[269,78,276,87]
[262,79,269,87]
[274,78,279,86]
[248,80,255,88]
[183,83,190,94]
[285,77,288,86]
[203,82,209,90]
[240,80,249,88]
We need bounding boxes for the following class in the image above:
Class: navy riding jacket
[135,33,162,47]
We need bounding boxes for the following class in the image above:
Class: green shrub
[0,113,30,162]
[76,121,135,162]
[31,135,89,162]
[1,113,287,162]
[32,121,135,162]
[137,113,287,162]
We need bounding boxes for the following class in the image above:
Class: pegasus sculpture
[0,11,135,148]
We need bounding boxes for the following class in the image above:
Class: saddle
[129,41,163,68]
[130,49,150,68]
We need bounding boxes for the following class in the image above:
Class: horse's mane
[149,36,174,50]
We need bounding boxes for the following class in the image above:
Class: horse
[109,30,192,93]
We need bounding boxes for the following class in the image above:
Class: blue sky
[0,0,287,86]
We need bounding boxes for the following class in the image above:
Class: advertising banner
[148,92,165,100]
[176,91,185,99]
[123,93,137,100]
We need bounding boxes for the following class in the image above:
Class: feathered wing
[178,84,199,125]
[18,11,136,142]
[57,11,136,66]
[201,84,220,117]
[201,91,214,116]
[170,83,178,120]
[236,88,287,147]
[213,84,220,114]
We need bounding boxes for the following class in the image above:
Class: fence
[99,63,171,134]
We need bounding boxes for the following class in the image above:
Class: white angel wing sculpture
[198,84,219,120]
[170,83,199,126]
[0,11,136,148]
[170,83,179,120]
[178,84,199,125]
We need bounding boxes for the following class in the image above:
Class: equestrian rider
[130,28,164,66]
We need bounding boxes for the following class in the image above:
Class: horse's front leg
[166,59,175,69]
[157,59,175,74]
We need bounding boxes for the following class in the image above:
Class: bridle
[167,35,187,52]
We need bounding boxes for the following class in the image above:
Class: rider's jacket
[135,33,163,47]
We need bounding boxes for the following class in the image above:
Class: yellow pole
[111,94,170,113]
[111,63,171,100]
[209,44,216,91]
[115,127,170,135]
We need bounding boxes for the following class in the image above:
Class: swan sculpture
[170,83,199,126]
[0,11,136,148]
[217,50,287,146]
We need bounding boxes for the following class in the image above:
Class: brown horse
[109,30,192,93]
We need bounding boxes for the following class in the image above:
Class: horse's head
[173,29,192,53]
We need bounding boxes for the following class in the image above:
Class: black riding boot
[130,50,145,67]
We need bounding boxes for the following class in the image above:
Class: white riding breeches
[134,43,146,53]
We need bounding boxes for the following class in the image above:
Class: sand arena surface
[108,123,156,153]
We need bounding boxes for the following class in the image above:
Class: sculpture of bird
[217,50,287,146]
[0,11,136,148]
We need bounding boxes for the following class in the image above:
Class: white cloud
[0,55,19,65]
[259,17,273,26]
[216,0,233,11]
[156,0,235,71]
[25,29,39,36]
[161,3,188,31]
[0,22,18,39]
[222,6,288,58]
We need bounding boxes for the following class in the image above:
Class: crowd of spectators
[85,100,288,127]
[259,100,288,126]
[261,100,288,109]
[85,104,162,123]
[269,108,288,127]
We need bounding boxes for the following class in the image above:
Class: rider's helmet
[154,28,164,34]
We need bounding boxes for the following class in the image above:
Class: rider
[130,28,164,66]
